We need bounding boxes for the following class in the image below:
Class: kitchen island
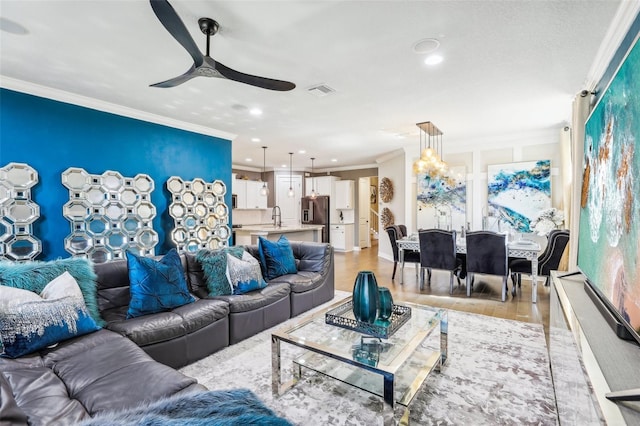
[234,224,325,246]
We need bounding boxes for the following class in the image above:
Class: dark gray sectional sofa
[0,329,205,425]
[95,241,334,367]
[0,241,334,424]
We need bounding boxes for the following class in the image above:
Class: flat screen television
[577,33,640,402]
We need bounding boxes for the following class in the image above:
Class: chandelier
[412,121,448,177]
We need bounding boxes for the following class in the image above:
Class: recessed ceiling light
[298,150,306,154]
[413,38,440,54]
[424,54,444,66]
[245,158,253,162]
[251,137,261,142]
[331,159,337,162]
[249,108,263,116]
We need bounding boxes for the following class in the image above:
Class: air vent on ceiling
[307,84,336,97]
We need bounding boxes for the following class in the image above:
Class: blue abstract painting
[416,166,466,231]
[487,160,551,232]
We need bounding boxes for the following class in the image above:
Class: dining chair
[385,225,420,280]
[510,229,570,288]
[418,229,463,293]
[465,231,510,302]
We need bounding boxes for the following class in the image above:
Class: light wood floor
[333,240,550,331]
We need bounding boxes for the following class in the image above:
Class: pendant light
[287,152,295,197]
[260,146,269,196]
[412,121,448,177]
[309,157,317,199]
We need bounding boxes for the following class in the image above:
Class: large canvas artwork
[416,166,466,231]
[578,35,640,338]
[487,160,551,233]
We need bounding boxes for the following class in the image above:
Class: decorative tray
[325,300,412,339]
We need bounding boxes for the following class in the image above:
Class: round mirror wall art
[166,177,230,253]
[61,167,158,263]
[0,162,42,261]
[381,207,394,228]
[379,177,394,203]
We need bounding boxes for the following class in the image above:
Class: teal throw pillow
[226,252,268,295]
[126,249,195,319]
[196,247,245,296]
[0,272,101,358]
[258,236,297,280]
[0,257,104,326]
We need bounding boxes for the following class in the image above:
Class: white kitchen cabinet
[233,179,267,209]
[331,223,354,252]
[305,176,339,197]
[246,180,268,209]
[335,180,354,209]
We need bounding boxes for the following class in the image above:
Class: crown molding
[0,76,237,141]
[584,1,640,90]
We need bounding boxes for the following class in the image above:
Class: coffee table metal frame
[272,297,447,425]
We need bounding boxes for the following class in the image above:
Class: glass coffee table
[272,297,447,425]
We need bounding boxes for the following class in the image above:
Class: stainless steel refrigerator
[301,195,330,243]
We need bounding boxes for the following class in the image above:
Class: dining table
[396,236,542,303]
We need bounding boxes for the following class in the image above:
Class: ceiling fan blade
[150,0,203,67]
[150,65,198,88]
[215,62,296,91]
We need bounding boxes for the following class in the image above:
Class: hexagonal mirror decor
[166,177,229,252]
[0,162,42,261]
[62,168,157,262]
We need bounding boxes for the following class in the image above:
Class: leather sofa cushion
[184,253,209,299]
[213,282,290,314]
[269,270,324,293]
[0,330,198,423]
[42,330,197,415]
[104,299,228,346]
[171,299,229,332]
[291,242,328,272]
[2,367,88,425]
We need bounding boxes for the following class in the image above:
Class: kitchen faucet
[272,205,282,228]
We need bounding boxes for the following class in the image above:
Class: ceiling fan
[149,0,296,91]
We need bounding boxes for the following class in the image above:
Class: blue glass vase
[377,287,394,321]
[352,271,379,324]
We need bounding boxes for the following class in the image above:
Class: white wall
[376,151,407,262]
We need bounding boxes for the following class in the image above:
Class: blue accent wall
[0,89,232,260]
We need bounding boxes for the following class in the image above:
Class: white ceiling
[0,1,625,171]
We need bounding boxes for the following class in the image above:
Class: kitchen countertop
[235,224,324,233]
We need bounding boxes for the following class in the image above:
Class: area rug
[180,293,557,425]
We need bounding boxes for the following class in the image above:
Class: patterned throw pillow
[226,252,268,295]
[196,247,246,296]
[258,236,297,280]
[126,249,195,319]
[0,272,101,358]
[0,257,104,326]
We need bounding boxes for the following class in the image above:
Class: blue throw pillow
[126,249,195,319]
[0,272,101,358]
[196,247,246,296]
[258,236,297,280]
[226,252,268,295]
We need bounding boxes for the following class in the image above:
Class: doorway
[276,174,302,225]
[358,176,378,249]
